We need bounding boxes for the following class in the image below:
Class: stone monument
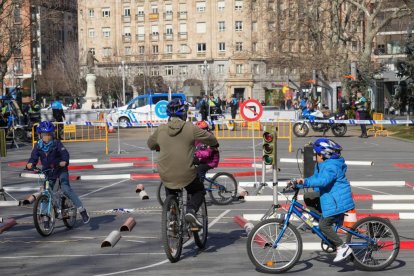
[82,50,100,109]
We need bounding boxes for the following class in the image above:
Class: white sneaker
[333,244,353,263]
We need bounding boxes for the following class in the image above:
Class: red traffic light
[263,132,273,143]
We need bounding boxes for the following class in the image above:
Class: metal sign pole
[252,126,257,185]
[273,127,278,206]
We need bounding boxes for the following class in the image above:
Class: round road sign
[155,100,169,119]
[240,99,263,122]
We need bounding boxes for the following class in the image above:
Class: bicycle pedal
[191,227,201,232]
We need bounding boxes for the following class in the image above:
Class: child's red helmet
[195,120,209,130]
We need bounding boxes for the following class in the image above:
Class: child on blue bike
[26,121,90,227]
[194,120,220,179]
[294,138,355,263]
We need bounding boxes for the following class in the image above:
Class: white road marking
[80,179,129,198]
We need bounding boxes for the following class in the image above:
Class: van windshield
[152,95,184,105]
[128,97,147,109]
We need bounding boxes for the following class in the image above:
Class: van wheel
[119,117,130,128]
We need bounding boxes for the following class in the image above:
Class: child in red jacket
[195,121,220,180]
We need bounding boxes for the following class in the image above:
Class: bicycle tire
[208,172,238,205]
[194,198,208,249]
[247,218,302,273]
[157,182,166,206]
[62,196,77,229]
[33,194,55,237]
[161,195,183,263]
[346,216,400,271]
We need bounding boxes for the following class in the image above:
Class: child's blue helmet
[166,98,189,119]
[37,121,55,134]
[313,138,342,159]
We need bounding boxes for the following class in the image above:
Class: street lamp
[118,60,128,105]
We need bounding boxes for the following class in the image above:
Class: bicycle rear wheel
[161,195,183,263]
[157,182,166,206]
[247,219,302,273]
[346,217,400,271]
[208,172,237,205]
[33,194,55,237]
[194,198,208,249]
[62,196,77,229]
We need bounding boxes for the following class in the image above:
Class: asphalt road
[0,128,413,276]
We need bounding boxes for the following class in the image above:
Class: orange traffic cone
[339,208,357,233]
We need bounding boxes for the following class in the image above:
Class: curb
[110,157,149,162]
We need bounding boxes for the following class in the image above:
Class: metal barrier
[32,122,109,154]
[214,119,293,152]
[367,113,388,137]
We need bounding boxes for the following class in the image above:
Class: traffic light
[262,126,275,165]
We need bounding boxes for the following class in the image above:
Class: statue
[86,49,99,74]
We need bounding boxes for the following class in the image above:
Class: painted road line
[224,157,262,162]
[239,181,407,187]
[393,163,414,169]
[244,194,414,201]
[280,158,373,166]
[4,186,39,192]
[0,201,20,207]
[398,213,414,219]
[80,174,131,180]
[93,163,134,169]
[243,213,414,221]
[8,159,99,167]
[110,157,149,162]
[68,165,94,170]
[373,204,414,210]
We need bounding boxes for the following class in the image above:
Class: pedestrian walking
[355,91,368,138]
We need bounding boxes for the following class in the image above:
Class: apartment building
[78,0,313,101]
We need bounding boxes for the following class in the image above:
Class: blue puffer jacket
[301,158,355,217]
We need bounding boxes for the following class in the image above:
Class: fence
[32,122,109,154]
[367,113,388,137]
[214,119,293,152]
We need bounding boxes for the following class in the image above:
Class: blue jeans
[48,170,83,209]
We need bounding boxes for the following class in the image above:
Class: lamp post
[118,61,128,105]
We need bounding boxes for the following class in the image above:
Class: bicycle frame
[273,188,377,250]
[202,176,225,192]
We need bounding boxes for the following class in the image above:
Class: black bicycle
[30,168,77,236]
[162,189,208,262]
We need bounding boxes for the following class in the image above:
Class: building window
[197,43,206,53]
[124,26,131,36]
[252,21,257,32]
[124,8,130,17]
[152,45,159,54]
[166,44,173,53]
[151,25,159,35]
[102,27,111,37]
[137,7,144,16]
[268,21,275,31]
[179,65,188,76]
[103,47,111,57]
[165,65,174,76]
[218,42,226,52]
[180,44,188,53]
[236,64,243,74]
[218,64,224,73]
[166,25,173,34]
[252,42,257,52]
[235,1,243,11]
[196,22,206,33]
[88,28,95,38]
[88,9,95,17]
[102,8,110,17]
[235,21,243,31]
[151,67,160,76]
[151,5,158,14]
[165,4,173,14]
[218,21,225,32]
[253,64,259,74]
[138,46,145,55]
[235,42,243,51]
[125,46,131,55]
[218,1,225,11]
[351,41,358,52]
[196,2,206,12]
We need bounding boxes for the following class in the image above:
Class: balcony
[164,12,173,21]
[122,35,132,43]
[135,14,145,22]
[164,33,173,40]
[197,52,206,57]
[136,34,145,41]
[178,11,187,20]
[150,33,159,41]
[163,54,173,59]
[122,15,131,23]
[178,32,187,40]
[149,13,159,21]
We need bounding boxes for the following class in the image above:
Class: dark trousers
[319,215,344,247]
[165,177,205,212]
[358,111,368,136]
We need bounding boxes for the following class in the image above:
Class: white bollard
[101,230,121,248]
[139,190,149,200]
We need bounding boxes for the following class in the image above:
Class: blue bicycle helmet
[313,138,342,159]
[37,121,55,134]
[166,98,189,119]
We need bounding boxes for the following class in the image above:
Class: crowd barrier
[367,113,389,137]
[32,121,109,154]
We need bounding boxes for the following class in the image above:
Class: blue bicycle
[31,168,77,236]
[246,180,400,273]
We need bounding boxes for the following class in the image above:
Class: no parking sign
[240,99,263,122]
[155,100,169,119]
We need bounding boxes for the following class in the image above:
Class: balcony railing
[164,33,173,40]
[122,35,132,43]
[150,33,159,41]
[178,32,187,40]
[122,15,131,23]
[178,11,187,19]
[135,14,145,22]
[136,34,145,41]
[164,12,173,20]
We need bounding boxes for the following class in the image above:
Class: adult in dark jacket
[51,97,65,139]
[26,121,90,226]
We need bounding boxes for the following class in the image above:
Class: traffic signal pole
[272,127,278,207]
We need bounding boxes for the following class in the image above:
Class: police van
[108,93,187,126]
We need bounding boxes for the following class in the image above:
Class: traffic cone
[339,208,357,233]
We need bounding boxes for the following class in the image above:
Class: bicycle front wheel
[62,196,77,229]
[346,217,400,271]
[161,195,183,263]
[208,172,237,205]
[157,182,166,206]
[194,198,208,249]
[247,219,302,273]
[33,194,55,237]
